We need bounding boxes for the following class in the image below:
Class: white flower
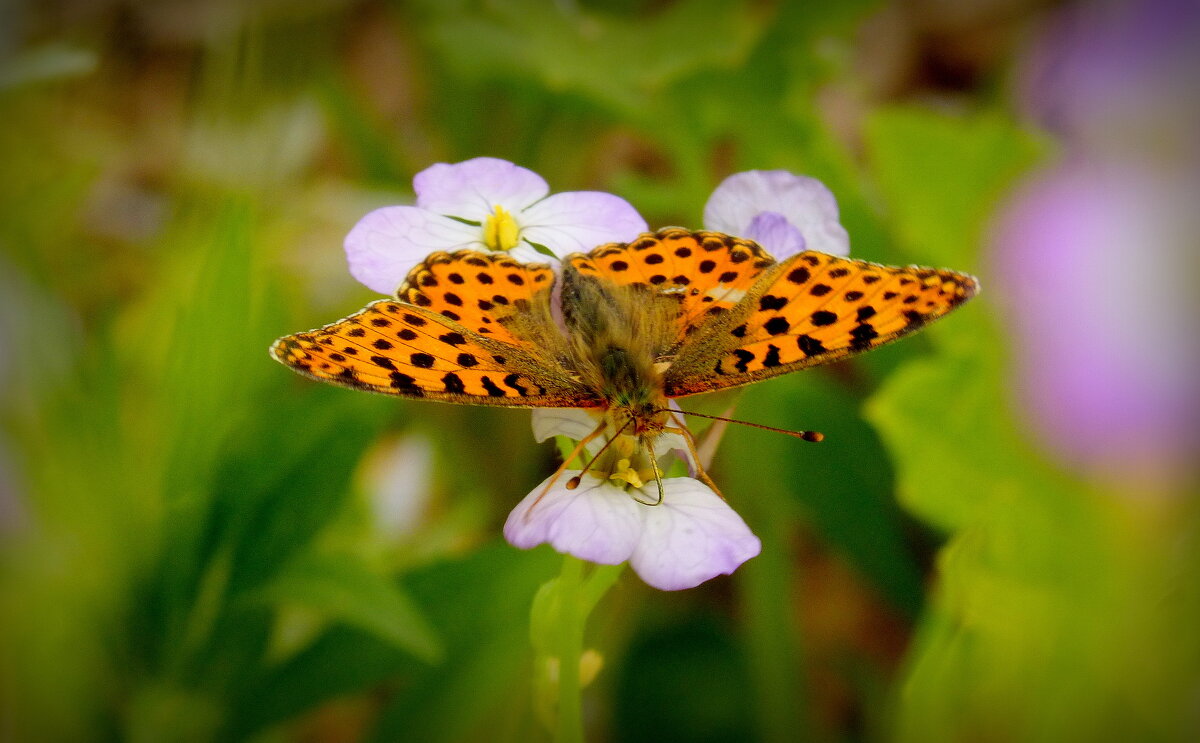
[505,470,761,591]
[345,157,648,294]
[507,408,760,591]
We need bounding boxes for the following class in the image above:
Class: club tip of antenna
[566,476,582,490]
[802,431,824,442]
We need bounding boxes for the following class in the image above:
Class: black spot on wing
[849,323,879,350]
[732,349,754,373]
[389,372,422,394]
[762,345,782,368]
[759,295,788,311]
[442,372,466,394]
[797,334,826,357]
[503,373,529,396]
[480,376,506,396]
[764,316,790,335]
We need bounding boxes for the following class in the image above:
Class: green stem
[580,563,623,613]
[556,555,586,743]
[741,503,813,743]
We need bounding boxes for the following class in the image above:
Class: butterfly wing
[663,251,979,396]
[397,250,557,345]
[566,228,777,348]
[272,252,601,408]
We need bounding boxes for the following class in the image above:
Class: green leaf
[721,372,925,616]
[862,311,1050,532]
[613,613,756,743]
[367,542,562,743]
[224,542,559,740]
[415,0,766,116]
[864,306,1193,740]
[256,552,442,662]
[864,107,1046,267]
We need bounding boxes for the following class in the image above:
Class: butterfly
[272,228,977,488]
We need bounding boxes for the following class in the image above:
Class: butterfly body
[272,228,978,456]
[556,266,681,440]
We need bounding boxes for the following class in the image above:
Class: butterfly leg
[522,419,609,523]
[662,425,727,501]
[566,418,635,490]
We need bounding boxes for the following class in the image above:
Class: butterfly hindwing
[663,251,979,396]
[567,228,777,347]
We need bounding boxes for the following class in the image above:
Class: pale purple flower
[989,160,1200,488]
[703,170,850,259]
[345,157,648,294]
[505,470,761,591]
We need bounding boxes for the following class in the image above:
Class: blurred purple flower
[997,0,1200,491]
[990,160,1200,487]
[345,157,648,294]
[1020,0,1200,157]
[703,170,849,259]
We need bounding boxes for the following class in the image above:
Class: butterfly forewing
[568,228,776,346]
[663,252,979,396]
[272,253,601,408]
[398,250,557,346]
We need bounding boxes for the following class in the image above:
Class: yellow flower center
[483,205,521,252]
[608,458,644,489]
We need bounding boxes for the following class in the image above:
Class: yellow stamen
[608,458,644,489]
[483,204,520,252]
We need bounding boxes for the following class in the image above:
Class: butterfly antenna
[565,418,634,490]
[524,419,608,522]
[658,408,824,442]
[661,424,727,501]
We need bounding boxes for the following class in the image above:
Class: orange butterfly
[272,228,977,483]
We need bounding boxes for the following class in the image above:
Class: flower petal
[520,191,649,258]
[506,243,554,265]
[532,406,689,461]
[344,206,482,294]
[531,408,604,445]
[703,170,850,257]
[656,404,691,459]
[414,157,549,219]
[504,472,643,565]
[628,479,761,590]
[744,212,807,259]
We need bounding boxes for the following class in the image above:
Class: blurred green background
[2,1,1197,741]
